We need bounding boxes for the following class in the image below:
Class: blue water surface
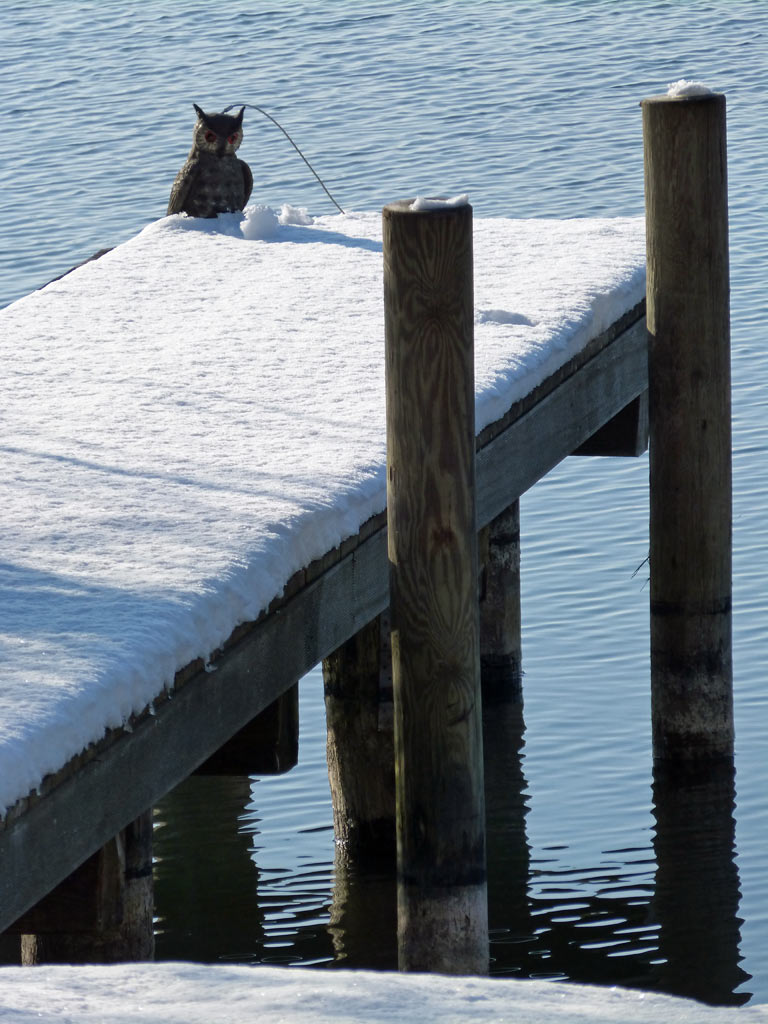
[3,0,767,1005]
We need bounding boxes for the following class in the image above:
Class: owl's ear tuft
[234,106,245,126]
[193,103,206,122]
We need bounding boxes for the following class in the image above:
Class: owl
[167,104,253,218]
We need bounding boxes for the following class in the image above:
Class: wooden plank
[0,310,646,934]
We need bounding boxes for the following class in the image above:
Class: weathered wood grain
[642,92,733,761]
[383,200,487,973]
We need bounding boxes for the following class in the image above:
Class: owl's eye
[205,130,217,143]
[227,132,240,144]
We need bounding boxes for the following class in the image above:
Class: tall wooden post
[383,198,487,974]
[642,92,733,762]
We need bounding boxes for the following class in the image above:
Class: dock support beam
[194,684,299,776]
[642,91,733,761]
[383,198,487,974]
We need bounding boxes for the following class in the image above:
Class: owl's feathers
[167,104,253,218]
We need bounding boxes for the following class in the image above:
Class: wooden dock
[0,92,732,972]
[0,295,647,936]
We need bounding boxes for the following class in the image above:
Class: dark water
[4,0,768,1006]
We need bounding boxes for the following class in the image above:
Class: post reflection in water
[150,680,751,1006]
[483,691,532,975]
[325,685,532,973]
[328,850,398,969]
[651,758,751,1006]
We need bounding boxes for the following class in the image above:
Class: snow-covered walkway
[0,206,644,815]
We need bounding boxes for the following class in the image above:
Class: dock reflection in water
[153,676,750,1005]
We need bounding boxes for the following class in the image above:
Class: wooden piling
[17,810,154,963]
[479,501,522,704]
[323,614,396,861]
[642,92,733,761]
[383,198,487,974]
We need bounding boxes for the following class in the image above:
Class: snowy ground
[0,205,645,815]
[0,963,764,1023]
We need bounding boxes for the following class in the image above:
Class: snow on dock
[0,206,645,815]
